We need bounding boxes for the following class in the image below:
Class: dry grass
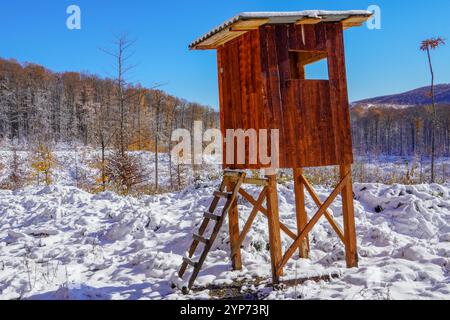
[275,159,449,187]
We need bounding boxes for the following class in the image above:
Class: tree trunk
[155,133,159,191]
[427,48,437,183]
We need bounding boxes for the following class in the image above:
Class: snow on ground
[0,180,449,300]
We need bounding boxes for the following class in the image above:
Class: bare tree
[420,37,445,183]
[5,148,26,190]
[166,97,178,189]
[101,34,136,156]
[91,82,116,191]
[147,90,165,191]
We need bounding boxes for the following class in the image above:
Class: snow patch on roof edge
[189,10,372,49]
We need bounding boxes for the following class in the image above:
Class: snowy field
[0,180,449,300]
[0,148,449,300]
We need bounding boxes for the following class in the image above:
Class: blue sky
[0,0,449,108]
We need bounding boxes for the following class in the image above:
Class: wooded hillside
[351,105,450,157]
[353,84,450,106]
[0,58,219,150]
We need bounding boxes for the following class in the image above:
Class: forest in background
[0,56,219,193]
[351,105,450,158]
[0,57,449,193]
[0,58,219,149]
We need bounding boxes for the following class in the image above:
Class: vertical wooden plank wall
[217,30,268,170]
[325,23,354,165]
[217,22,354,169]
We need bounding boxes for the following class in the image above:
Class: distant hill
[352,84,450,109]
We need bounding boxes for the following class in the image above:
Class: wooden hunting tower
[177,10,372,291]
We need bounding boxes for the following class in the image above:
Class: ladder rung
[214,191,232,199]
[224,170,245,177]
[183,257,198,268]
[228,176,268,186]
[244,177,269,186]
[193,234,209,244]
[204,212,221,221]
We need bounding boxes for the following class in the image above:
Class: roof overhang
[189,10,373,50]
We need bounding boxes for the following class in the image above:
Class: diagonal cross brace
[276,173,351,275]
[232,187,268,257]
[300,175,346,244]
[239,189,297,240]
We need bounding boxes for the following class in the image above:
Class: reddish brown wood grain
[217,22,353,169]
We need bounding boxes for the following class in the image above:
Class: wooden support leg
[293,168,310,259]
[340,164,358,268]
[266,175,283,284]
[227,180,242,270]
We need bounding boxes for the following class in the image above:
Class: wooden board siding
[325,23,354,165]
[218,30,268,169]
[290,79,336,167]
[218,22,353,169]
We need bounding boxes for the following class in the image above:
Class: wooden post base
[293,168,310,259]
[340,164,359,268]
[266,174,283,284]
[227,179,242,270]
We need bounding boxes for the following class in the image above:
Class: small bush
[104,150,145,195]
[30,144,56,186]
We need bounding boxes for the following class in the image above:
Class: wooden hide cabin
[190,10,372,169]
[177,11,372,291]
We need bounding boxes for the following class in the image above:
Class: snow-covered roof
[189,10,372,50]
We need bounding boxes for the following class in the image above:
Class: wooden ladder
[176,170,247,293]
